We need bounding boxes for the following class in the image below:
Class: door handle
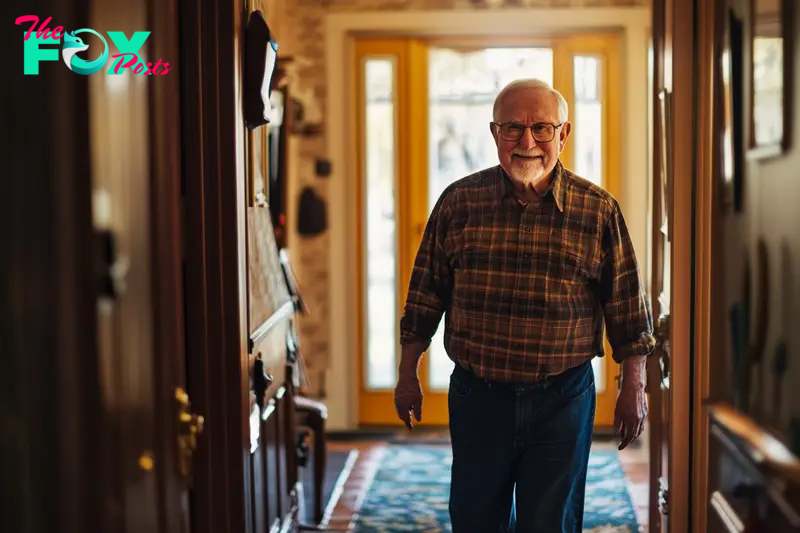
[655,314,670,344]
[253,353,273,409]
[94,229,130,299]
[642,314,670,393]
[655,314,670,386]
[175,387,204,481]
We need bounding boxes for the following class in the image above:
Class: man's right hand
[394,372,423,430]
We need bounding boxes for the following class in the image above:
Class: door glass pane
[574,55,605,389]
[364,58,397,390]
[426,46,554,390]
[574,56,603,187]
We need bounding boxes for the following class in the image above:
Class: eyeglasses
[492,122,563,143]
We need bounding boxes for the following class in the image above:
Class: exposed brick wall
[269,0,650,399]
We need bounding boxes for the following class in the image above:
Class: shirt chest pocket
[548,227,602,284]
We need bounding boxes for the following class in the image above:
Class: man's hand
[614,355,648,450]
[394,372,423,430]
[394,342,427,430]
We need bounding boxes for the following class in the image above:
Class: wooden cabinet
[180,0,304,531]
[237,227,304,533]
[247,344,300,533]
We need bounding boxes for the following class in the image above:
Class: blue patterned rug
[354,445,638,532]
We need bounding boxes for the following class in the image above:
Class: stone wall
[268,0,650,399]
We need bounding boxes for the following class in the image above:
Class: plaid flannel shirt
[399,161,656,383]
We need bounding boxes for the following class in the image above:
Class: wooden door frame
[648,0,697,530]
[352,38,425,426]
[147,0,192,530]
[181,0,252,532]
[648,1,666,531]
[669,0,696,530]
[554,33,624,430]
[692,0,719,531]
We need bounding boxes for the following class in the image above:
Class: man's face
[490,87,571,184]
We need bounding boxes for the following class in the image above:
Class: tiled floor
[317,431,650,532]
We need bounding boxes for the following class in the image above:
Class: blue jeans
[447,361,596,533]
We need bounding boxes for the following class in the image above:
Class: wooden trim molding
[146,0,189,530]
[669,0,697,529]
[708,402,800,485]
[692,0,719,530]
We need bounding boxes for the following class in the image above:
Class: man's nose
[518,128,537,149]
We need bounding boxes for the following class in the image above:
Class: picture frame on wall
[749,0,794,158]
[720,7,745,212]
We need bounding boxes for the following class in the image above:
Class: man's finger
[633,418,647,440]
[618,422,633,450]
[400,410,413,430]
[413,402,422,423]
[395,400,410,425]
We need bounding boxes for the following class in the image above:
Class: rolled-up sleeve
[399,192,454,347]
[598,202,656,363]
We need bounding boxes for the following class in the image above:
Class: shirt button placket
[520,204,534,266]
[517,205,534,314]
[510,207,528,340]
[519,204,537,370]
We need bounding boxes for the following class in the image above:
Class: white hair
[492,79,569,123]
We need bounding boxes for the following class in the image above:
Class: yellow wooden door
[355,35,623,428]
[554,34,623,429]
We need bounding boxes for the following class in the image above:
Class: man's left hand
[614,356,648,450]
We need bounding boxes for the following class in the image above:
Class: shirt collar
[493,160,567,212]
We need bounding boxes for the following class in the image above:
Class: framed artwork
[720,8,745,211]
[749,0,794,157]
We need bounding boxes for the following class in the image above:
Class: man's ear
[559,122,572,152]
[489,122,499,143]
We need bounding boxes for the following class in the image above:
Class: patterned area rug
[354,445,638,532]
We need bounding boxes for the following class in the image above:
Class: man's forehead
[497,88,559,121]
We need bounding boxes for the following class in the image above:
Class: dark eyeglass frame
[491,121,564,143]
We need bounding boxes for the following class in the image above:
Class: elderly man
[394,78,655,532]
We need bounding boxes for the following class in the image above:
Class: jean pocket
[449,371,475,398]
[555,363,595,402]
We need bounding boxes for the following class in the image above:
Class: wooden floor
[317,431,650,532]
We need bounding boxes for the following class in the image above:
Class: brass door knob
[175,387,204,481]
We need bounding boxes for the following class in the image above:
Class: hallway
[7,0,800,532]
[320,435,650,532]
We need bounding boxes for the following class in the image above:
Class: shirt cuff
[611,331,657,363]
[399,330,431,349]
